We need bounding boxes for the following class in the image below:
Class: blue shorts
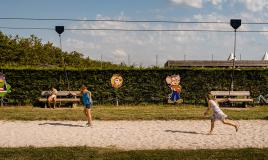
[84,103,92,109]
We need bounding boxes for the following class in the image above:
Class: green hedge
[1,68,268,105]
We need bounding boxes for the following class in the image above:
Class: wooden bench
[38,91,81,108]
[210,91,254,107]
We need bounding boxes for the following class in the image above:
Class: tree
[0,32,126,69]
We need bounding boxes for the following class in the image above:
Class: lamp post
[55,26,64,50]
[55,26,69,91]
[230,19,241,91]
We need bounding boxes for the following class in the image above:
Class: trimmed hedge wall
[2,68,268,105]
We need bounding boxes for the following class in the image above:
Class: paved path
[0,120,267,150]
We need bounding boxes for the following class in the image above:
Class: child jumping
[204,94,238,134]
[80,85,93,127]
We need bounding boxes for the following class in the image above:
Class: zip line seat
[38,91,81,108]
[210,91,254,107]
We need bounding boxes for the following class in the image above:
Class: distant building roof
[164,60,268,68]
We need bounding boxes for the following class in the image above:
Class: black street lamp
[55,26,64,50]
[230,19,241,91]
[55,26,69,90]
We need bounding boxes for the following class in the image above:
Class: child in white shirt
[204,94,238,134]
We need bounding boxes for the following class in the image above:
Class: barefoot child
[48,87,57,109]
[81,85,93,127]
[204,94,238,134]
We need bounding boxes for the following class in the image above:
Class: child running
[204,94,238,134]
[80,85,93,127]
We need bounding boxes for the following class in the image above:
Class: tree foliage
[0,32,120,69]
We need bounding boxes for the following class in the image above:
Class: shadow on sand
[165,130,207,135]
[39,122,85,128]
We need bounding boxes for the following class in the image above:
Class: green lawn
[0,147,267,160]
[0,105,267,121]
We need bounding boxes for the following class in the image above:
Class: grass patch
[0,105,267,121]
[0,147,267,160]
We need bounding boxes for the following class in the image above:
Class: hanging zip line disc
[230,19,241,30]
[55,26,64,34]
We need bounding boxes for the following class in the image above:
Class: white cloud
[63,10,268,66]
[208,0,222,5]
[169,0,268,11]
[65,38,100,50]
[239,0,268,12]
[169,0,203,8]
[67,13,232,64]
[169,0,223,8]
[112,49,127,63]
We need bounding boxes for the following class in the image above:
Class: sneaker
[168,99,174,104]
[176,99,183,104]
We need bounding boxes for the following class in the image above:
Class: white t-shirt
[51,88,58,95]
[209,100,224,114]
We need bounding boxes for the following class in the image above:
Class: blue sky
[1,0,268,66]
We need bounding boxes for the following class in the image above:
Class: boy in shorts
[204,94,238,134]
[81,85,93,127]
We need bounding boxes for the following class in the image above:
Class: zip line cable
[0,27,53,30]
[1,18,268,32]
[1,17,268,25]
[0,17,229,24]
[1,26,268,33]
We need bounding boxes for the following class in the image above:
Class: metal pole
[59,34,62,50]
[59,34,70,91]
[116,97,119,106]
[101,54,103,69]
[156,54,158,67]
[128,54,130,66]
[231,29,237,91]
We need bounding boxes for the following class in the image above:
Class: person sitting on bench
[47,87,58,109]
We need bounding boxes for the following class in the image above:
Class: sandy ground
[0,120,267,150]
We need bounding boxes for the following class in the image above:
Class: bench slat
[210,91,250,96]
[41,91,81,96]
[38,98,80,102]
[216,98,253,103]
[56,98,80,102]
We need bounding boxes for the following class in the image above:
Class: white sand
[0,120,267,150]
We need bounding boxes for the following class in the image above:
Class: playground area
[0,105,267,159]
[0,120,267,150]
[1,63,268,159]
